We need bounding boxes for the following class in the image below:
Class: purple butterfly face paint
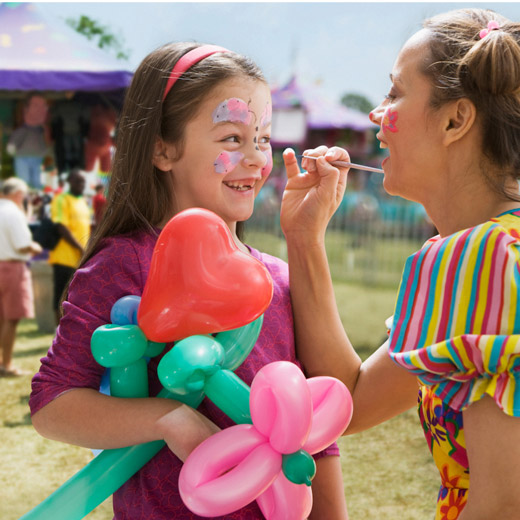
[212,98,252,125]
[214,151,244,174]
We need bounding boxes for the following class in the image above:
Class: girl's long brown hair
[80,42,266,268]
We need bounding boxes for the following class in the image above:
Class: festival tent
[270,76,373,147]
[0,2,133,92]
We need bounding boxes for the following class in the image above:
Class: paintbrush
[297,155,384,174]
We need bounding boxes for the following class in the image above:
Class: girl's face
[167,78,272,232]
[370,30,447,203]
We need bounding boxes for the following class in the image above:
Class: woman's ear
[153,138,176,172]
[443,98,477,146]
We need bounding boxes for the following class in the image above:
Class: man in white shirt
[0,177,42,376]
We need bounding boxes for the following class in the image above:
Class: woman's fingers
[282,148,301,179]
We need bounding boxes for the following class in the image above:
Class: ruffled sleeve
[388,217,520,416]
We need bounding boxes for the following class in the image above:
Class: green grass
[2,277,439,519]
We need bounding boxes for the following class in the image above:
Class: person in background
[281,8,520,520]
[0,177,42,376]
[48,168,90,325]
[7,94,50,190]
[92,183,107,228]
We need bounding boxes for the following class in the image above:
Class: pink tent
[271,76,373,132]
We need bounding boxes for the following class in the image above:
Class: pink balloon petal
[250,361,312,453]
[179,425,281,517]
[257,472,313,520]
[303,377,353,454]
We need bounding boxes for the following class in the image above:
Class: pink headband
[162,45,231,101]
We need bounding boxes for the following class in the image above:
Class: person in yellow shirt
[49,168,91,324]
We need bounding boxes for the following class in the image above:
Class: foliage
[341,92,374,114]
[66,15,130,61]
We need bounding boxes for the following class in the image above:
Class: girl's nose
[243,141,268,170]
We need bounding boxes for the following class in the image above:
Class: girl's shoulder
[247,246,288,281]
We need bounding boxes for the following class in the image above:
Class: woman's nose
[369,104,384,126]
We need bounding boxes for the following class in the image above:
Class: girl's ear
[442,98,477,147]
[153,138,177,172]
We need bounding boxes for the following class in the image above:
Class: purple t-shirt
[30,228,339,519]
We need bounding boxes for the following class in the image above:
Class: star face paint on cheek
[214,151,244,174]
[261,149,273,178]
[382,107,399,133]
[212,98,252,125]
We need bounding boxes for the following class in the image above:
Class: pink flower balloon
[179,361,353,519]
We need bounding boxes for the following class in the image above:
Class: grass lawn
[2,278,438,519]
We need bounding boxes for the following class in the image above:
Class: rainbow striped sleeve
[388,213,520,416]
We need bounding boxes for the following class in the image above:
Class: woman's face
[370,29,447,203]
[164,77,272,232]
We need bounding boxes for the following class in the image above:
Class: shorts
[52,264,76,311]
[0,261,34,320]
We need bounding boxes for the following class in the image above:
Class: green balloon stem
[18,389,203,520]
[205,369,252,424]
[110,360,149,398]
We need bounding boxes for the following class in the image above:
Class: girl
[281,8,520,520]
[29,43,347,519]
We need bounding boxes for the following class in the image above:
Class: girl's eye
[259,135,271,144]
[223,135,240,143]
[384,90,397,102]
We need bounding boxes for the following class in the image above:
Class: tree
[66,15,130,61]
[340,92,374,114]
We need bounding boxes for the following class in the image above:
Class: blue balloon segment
[110,295,141,325]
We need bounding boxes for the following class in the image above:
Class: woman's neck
[424,175,520,237]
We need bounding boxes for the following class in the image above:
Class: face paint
[382,107,398,133]
[260,103,272,128]
[261,149,273,178]
[214,151,244,174]
[212,98,252,125]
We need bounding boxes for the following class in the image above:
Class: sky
[40,1,520,107]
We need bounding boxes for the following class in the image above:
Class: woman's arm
[31,388,219,462]
[281,147,359,389]
[281,147,418,429]
[310,455,349,519]
[458,395,520,519]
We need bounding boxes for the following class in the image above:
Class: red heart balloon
[138,208,273,342]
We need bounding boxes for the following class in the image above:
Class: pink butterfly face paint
[382,107,398,133]
[261,149,273,178]
[214,151,244,174]
[212,98,252,125]
[260,103,272,128]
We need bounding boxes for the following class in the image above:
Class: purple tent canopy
[0,2,132,91]
[271,77,373,132]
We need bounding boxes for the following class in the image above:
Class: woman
[281,8,520,519]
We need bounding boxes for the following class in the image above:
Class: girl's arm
[310,455,349,519]
[281,148,418,430]
[458,395,520,519]
[31,388,219,462]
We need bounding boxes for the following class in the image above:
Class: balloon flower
[179,361,353,519]
[19,208,274,520]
